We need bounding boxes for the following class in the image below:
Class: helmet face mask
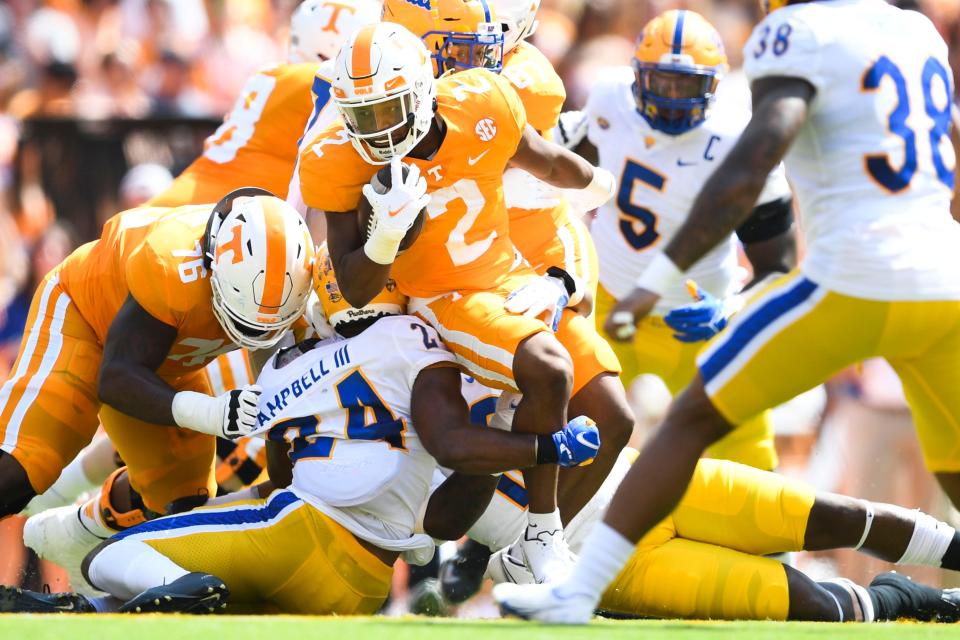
[331,23,436,164]
[633,10,727,136]
[425,23,504,75]
[634,62,720,135]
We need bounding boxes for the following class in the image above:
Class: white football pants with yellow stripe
[91,490,392,614]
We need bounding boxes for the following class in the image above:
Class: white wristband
[171,390,219,436]
[635,253,683,297]
[363,231,404,265]
[578,167,616,211]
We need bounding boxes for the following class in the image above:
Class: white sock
[898,511,955,567]
[77,491,118,539]
[527,509,562,535]
[23,455,100,515]
[87,540,189,600]
[557,522,636,602]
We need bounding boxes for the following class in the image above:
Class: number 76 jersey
[744,0,960,301]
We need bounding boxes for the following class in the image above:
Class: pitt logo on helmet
[633,9,728,135]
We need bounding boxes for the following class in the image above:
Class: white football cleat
[487,544,536,586]
[23,505,106,595]
[493,581,596,624]
[519,523,574,583]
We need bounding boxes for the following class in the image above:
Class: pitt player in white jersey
[583,9,795,472]
[496,0,960,623]
[10,247,599,615]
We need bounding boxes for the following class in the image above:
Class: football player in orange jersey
[0,191,314,587]
[383,0,598,311]
[299,22,634,583]
[147,0,379,212]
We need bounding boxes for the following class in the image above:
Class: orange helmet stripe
[258,204,288,314]
[351,26,376,91]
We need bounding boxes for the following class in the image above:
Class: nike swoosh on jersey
[676,159,697,167]
[574,432,599,450]
[467,150,491,166]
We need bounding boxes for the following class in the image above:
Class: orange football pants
[0,270,217,513]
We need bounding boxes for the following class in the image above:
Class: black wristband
[536,434,558,464]
[546,266,576,296]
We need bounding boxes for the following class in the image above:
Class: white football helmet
[490,0,539,54]
[205,190,315,350]
[288,0,382,64]
[331,22,436,164]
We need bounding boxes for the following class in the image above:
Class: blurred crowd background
[0,0,959,612]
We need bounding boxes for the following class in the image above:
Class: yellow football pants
[112,490,392,614]
[699,271,960,472]
[601,458,815,620]
[595,286,778,470]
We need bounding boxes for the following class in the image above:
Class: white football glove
[505,274,570,331]
[362,157,431,265]
[172,384,262,439]
[551,110,589,150]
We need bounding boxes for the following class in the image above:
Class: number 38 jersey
[253,315,456,553]
[585,67,789,313]
[299,68,528,298]
[744,0,960,300]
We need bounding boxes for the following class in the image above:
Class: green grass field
[4,616,960,640]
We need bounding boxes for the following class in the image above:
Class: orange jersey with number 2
[299,68,528,298]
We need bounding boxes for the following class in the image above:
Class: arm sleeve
[124,240,183,328]
[743,11,827,96]
[391,318,458,390]
[735,196,794,244]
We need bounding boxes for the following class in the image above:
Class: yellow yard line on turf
[1,616,960,640]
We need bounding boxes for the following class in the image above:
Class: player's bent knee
[514,333,574,398]
[785,566,842,621]
[0,451,37,517]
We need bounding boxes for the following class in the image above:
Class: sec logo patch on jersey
[475,118,498,141]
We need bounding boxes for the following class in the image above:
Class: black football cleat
[0,585,94,613]
[870,571,960,622]
[439,539,492,604]
[119,573,229,614]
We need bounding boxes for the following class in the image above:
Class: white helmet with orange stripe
[490,0,539,54]
[331,22,436,164]
[204,188,315,350]
[288,0,383,64]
